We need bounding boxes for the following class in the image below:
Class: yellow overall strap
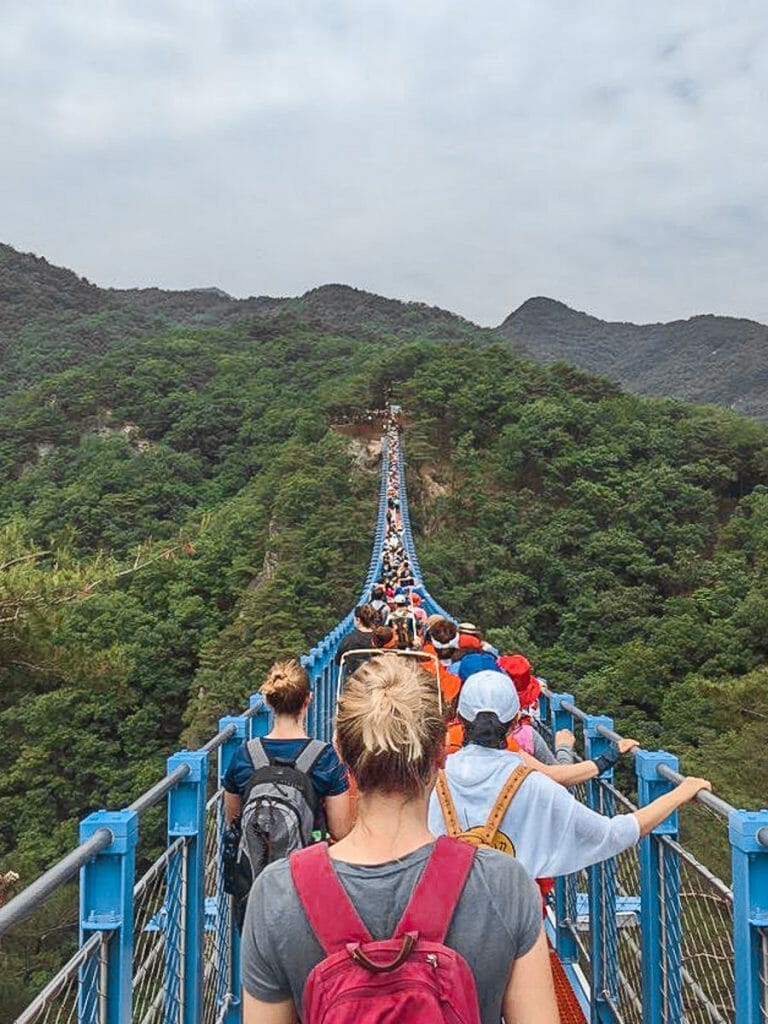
[436,769,461,837]
[481,765,534,845]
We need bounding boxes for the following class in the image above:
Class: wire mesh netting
[760,928,768,1023]
[13,932,110,1024]
[596,778,735,1024]
[670,835,735,1024]
[202,788,234,1024]
[132,836,187,1024]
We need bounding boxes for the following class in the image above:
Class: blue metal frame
[635,749,682,1024]
[729,808,768,1024]
[548,692,580,968]
[167,751,208,1024]
[218,715,250,1024]
[79,810,138,1024]
[584,716,620,1023]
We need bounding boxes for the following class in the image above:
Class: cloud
[0,0,767,325]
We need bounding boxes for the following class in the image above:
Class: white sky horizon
[2,1,767,329]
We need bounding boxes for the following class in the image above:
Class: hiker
[241,654,558,1024]
[369,584,389,623]
[335,604,377,674]
[223,661,352,928]
[429,670,712,880]
[456,622,499,657]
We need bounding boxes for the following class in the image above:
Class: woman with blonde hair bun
[241,654,558,1024]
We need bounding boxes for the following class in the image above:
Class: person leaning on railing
[241,654,559,1024]
[429,670,712,882]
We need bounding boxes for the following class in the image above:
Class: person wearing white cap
[427,671,712,879]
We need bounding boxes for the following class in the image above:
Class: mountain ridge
[2,241,767,416]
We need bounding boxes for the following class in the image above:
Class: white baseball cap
[458,670,521,723]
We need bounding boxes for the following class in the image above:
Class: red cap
[498,654,541,709]
[410,593,422,605]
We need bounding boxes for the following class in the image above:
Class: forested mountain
[0,243,492,400]
[497,296,768,419]
[2,242,768,1011]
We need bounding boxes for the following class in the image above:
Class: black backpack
[226,737,328,928]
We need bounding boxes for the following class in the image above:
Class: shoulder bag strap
[289,844,371,955]
[481,765,533,845]
[246,738,270,770]
[394,836,475,943]
[435,770,461,837]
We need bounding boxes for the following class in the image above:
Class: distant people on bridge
[223,660,352,928]
[429,670,712,881]
[240,654,558,1024]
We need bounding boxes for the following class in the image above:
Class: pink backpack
[289,836,482,1024]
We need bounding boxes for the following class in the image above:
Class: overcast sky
[1,1,767,326]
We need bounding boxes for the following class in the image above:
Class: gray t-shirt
[241,841,542,1024]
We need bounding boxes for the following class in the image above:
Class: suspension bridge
[1,425,767,1024]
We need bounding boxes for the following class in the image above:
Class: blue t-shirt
[223,739,349,799]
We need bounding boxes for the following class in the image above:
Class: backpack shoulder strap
[394,837,475,943]
[294,739,328,774]
[482,765,533,845]
[289,843,371,955]
[246,738,270,771]
[435,770,461,837]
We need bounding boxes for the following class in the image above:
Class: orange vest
[422,643,462,703]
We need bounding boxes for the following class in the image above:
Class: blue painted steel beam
[167,750,208,1024]
[729,808,768,1024]
[635,749,682,1024]
[79,810,138,1024]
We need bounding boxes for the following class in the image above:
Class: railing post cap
[728,808,768,851]
[634,748,679,779]
[549,692,574,711]
[79,809,138,851]
[249,692,268,711]
[218,714,248,739]
[584,713,613,737]
[167,749,208,782]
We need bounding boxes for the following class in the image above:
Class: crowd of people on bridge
[228,415,712,1024]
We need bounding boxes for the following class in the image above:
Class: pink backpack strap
[289,843,371,954]
[394,837,475,943]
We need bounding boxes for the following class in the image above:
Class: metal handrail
[0,827,113,938]
[127,762,191,816]
[543,684,768,845]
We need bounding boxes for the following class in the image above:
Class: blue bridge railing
[1,427,767,1024]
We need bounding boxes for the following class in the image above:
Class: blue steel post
[635,750,682,1024]
[167,750,208,1024]
[218,715,249,1024]
[729,809,768,1024]
[79,809,138,1024]
[248,691,272,741]
[584,715,620,1024]
[549,693,579,966]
